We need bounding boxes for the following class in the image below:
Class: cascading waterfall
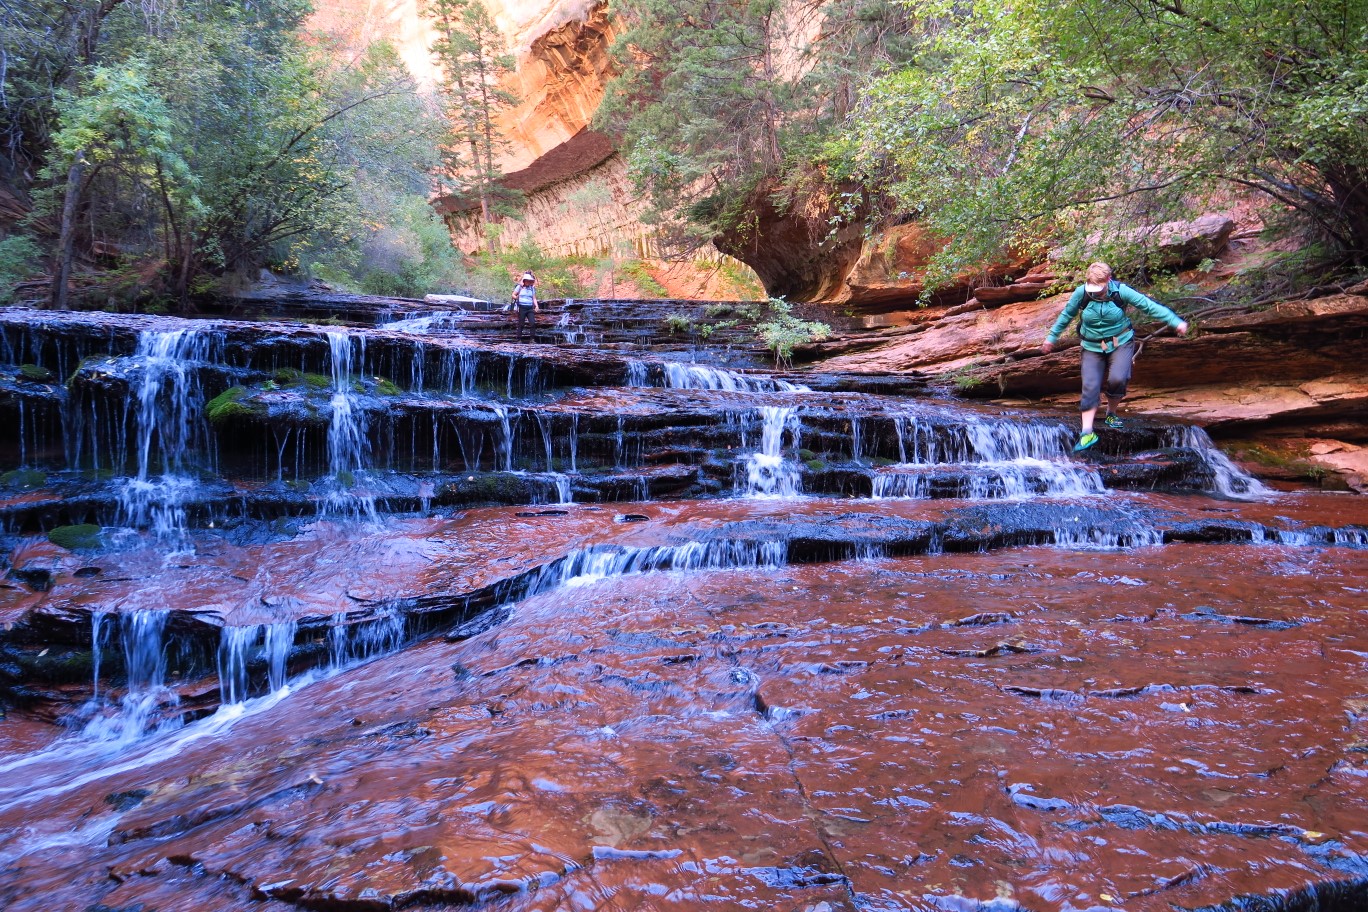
[490,404,515,471]
[744,406,803,497]
[874,413,1103,500]
[568,413,579,472]
[42,531,801,763]
[323,330,378,521]
[329,613,406,667]
[535,413,555,472]
[659,362,811,393]
[1170,426,1269,499]
[81,610,179,744]
[217,621,298,705]
[1051,524,1165,550]
[117,329,219,543]
[90,611,107,700]
[626,360,650,387]
[383,311,469,334]
[459,348,478,395]
[540,539,791,589]
[543,473,573,504]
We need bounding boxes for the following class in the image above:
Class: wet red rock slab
[1,540,1365,911]
[7,491,1366,631]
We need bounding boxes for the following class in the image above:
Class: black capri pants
[1079,340,1136,411]
[516,304,536,335]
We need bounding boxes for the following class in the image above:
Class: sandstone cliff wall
[445,150,657,258]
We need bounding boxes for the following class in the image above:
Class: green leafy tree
[424,0,520,248]
[30,0,439,305]
[45,57,200,295]
[1,1,130,189]
[1,0,131,307]
[598,0,917,254]
[599,0,796,250]
[833,0,1368,287]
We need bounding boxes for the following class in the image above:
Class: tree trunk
[50,154,87,310]
[49,0,126,308]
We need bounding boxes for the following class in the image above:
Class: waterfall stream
[1,301,1362,912]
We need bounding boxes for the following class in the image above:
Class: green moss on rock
[205,386,256,423]
[48,524,104,550]
[17,363,53,382]
[66,355,114,389]
[1,468,45,489]
[445,473,530,504]
[375,378,401,396]
[13,647,97,684]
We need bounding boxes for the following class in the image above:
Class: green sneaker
[1103,413,1124,429]
[1073,432,1099,452]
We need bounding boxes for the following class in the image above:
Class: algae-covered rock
[205,386,256,423]
[17,364,54,382]
[47,523,104,550]
[441,473,540,506]
[1,468,45,489]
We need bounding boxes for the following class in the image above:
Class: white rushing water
[545,539,791,588]
[80,609,179,745]
[874,413,1104,500]
[626,360,812,393]
[217,621,298,705]
[323,330,378,521]
[383,310,470,334]
[117,329,221,546]
[1171,426,1270,500]
[743,406,804,497]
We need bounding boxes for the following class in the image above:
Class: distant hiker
[510,271,539,342]
[1040,262,1189,452]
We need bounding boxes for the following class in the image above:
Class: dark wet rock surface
[1,297,1367,911]
[3,545,1367,911]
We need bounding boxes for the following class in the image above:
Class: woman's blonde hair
[1085,262,1114,285]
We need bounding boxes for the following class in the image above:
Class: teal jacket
[1046,280,1185,353]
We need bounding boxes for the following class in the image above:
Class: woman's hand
[1175,321,1189,336]
[1040,340,1054,354]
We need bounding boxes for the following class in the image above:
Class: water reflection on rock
[2,542,1366,910]
[1,298,1366,911]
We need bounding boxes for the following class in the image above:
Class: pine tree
[424,0,520,250]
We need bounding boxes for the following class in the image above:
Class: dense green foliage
[0,234,44,302]
[602,0,1366,285]
[755,296,830,364]
[677,298,830,363]
[833,0,1368,284]
[599,0,916,250]
[2,0,448,304]
[466,238,590,300]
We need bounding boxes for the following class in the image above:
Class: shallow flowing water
[0,298,1365,911]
